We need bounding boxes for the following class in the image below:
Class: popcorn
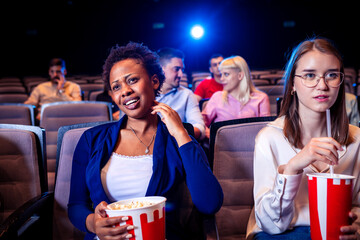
[110,201,154,210]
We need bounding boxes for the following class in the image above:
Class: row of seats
[1,66,359,87]
[0,122,107,239]
[0,101,113,192]
[1,66,358,109]
[0,116,275,239]
[0,89,106,104]
[0,80,105,101]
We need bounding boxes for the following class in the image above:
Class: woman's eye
[326,72,338,79]
[128,77,138,84]
[112,84,120,91]
[304,73,316,79]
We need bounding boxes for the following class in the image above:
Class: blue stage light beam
[190,25,204,40]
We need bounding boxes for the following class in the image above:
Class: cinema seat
[208,116,276,240]
[256,85,284,116]
[0,124,50,240]
[0,103,35,125]
[40,101,112,191]
[0,93,30,104]
[53,122,109,240]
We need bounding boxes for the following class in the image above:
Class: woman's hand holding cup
[90,201,134,240]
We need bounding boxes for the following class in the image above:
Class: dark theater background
[1,0,359,78]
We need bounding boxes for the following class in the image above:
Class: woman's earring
[291,89,295,95]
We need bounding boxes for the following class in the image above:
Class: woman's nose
[316,77,329,90]
[220,75,225,82]
[121,84,133,97]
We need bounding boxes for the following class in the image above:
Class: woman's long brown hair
[279,38,350,148]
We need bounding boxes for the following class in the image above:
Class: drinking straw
[326,109,334,175]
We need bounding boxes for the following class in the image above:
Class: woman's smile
[123,97,140,109]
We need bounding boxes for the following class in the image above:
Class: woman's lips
[123,97,140,109]
[314,95,329,102]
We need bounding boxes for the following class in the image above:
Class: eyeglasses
[294,71,344,88]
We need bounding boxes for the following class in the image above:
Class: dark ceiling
[1,0,359,77]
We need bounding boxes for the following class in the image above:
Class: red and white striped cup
[106,196,166,240]
[307,173,354,240]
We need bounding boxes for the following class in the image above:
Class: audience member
[156,47,205,139]
[24,58,82,120]
[68,42,223,240]
[247,38,360,239]
[95,86,121,120]
[202,56,270,137]
[345,92,360,126]
[194,54,224,102]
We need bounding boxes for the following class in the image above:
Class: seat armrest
[0,192,54,240]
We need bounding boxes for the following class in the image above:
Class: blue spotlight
[190,25,204,39]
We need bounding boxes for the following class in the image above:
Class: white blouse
[246,117,360,239]
[101,152,153,202]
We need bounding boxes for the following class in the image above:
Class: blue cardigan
[68,116,223,239]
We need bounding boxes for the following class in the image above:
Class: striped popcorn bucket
[106,196,166,240]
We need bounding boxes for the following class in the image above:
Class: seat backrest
[256,85,284,116]
[0,124,47,224]
[0,86,27,94]
[252,79,271,86]
[258,73,284,84]
[77,83,104,100]
[0,103,35,125]
[88,89,103,101]
[209,116,276,239]
[0,77,22,83]
[40,101,112,191]
[52,122,109,240]
[0,93,30,103]
[0,82,24,87]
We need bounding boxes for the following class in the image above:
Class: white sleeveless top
[101,152,153,202]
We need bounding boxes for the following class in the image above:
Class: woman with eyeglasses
[246,38,360,239]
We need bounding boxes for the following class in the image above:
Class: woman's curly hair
[102,42,165,96]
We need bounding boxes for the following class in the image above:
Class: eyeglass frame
[294,71,344,88]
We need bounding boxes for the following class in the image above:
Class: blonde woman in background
[202,55,270,137]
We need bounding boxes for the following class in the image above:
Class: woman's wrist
[281,162,303,175]
[173,129,192,147]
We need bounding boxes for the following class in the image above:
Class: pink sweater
[202,90,271,127]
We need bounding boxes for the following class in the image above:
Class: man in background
[345,92,360,126]
[25,58,82,120]
[194,54,224,102]
[156,47,205,139]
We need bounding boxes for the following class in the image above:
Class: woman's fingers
[152,101,191,145]
[307,138,342,164]
[339,224,358,240]
[152,102,182,124]
[349,211,358,222]
[95,216,133,239]
[152,102,173,115]
[284,137,342,175]
[311,145,338,165]
[94,201,134,239]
